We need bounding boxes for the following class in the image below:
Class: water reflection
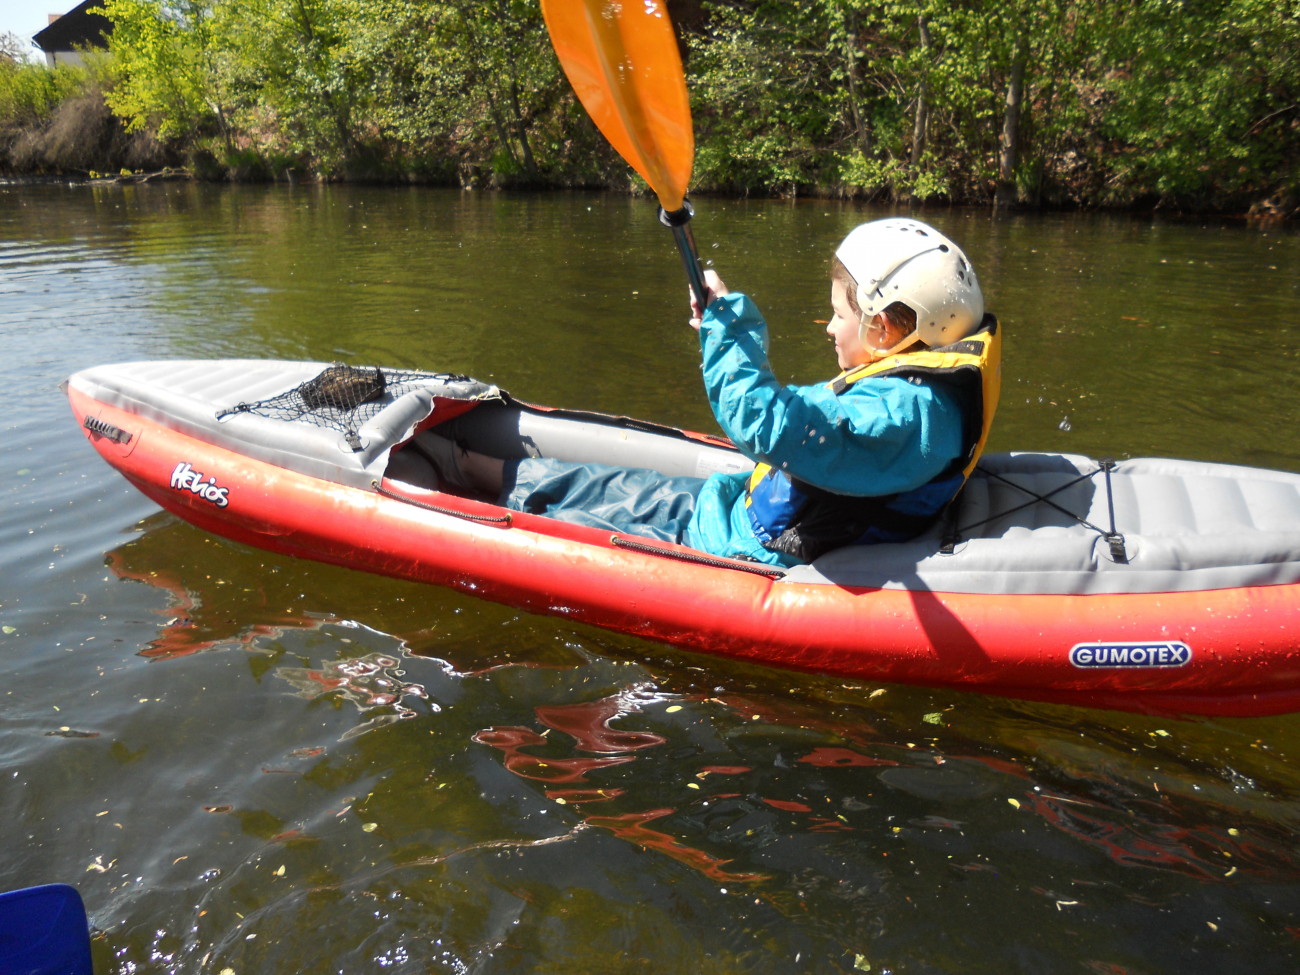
[473,725,638,784]
[106,539,313,662]
[277,652,432,740]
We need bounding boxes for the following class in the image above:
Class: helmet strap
[862,325,923,362]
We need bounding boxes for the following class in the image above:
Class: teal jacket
[685,292,966,567]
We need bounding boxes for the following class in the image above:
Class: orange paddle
[540,0,710,307]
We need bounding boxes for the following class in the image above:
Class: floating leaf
[923,713,943,725]
[361,822,378,832]
[665,705,682,713]
[1007,798,1020,809]
[854,955,872,972]
[763,798,810,812]
[1228,828,1240,836]
[2,626,15,634]
[1153,729,1171,737]
[686,783,700,790]
[869,689,886,699]
[274,865,285,876]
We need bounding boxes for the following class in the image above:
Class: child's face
[828,279,913,369]
[828,278,870,370]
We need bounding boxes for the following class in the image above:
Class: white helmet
[835,218,984,348]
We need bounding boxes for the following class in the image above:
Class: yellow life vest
[743,315,1001,561]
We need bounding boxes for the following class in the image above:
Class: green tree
[99,0,234,147]
[1096,0,1300,206]
[687,2,844,193]
[370,0,561,182]
[213,0,375,164]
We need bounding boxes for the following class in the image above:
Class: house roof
[33,1,113,53]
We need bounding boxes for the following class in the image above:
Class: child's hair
[830,256,863,318]
[831,256,918,336]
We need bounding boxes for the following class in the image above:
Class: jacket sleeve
[698,292,964,497]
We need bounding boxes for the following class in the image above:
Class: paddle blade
[542,0,693,211]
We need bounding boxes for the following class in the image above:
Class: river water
[3,183,1299,974]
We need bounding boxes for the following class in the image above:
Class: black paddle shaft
[658,202,711,313]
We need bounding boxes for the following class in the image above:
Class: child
[395,217,999,567]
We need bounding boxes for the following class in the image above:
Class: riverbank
[4,163,1293,223]
[3,0,1297,218]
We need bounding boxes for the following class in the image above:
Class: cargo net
[217,363,468,450]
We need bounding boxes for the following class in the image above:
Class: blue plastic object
[0,884,93,975]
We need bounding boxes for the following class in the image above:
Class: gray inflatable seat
[786,452,1300,594]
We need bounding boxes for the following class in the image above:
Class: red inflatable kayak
[67,359,1300,718]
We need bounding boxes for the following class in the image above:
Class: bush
[0,55,172,174]
[0,57,88,131]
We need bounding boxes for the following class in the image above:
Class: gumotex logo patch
[1069,642,1192,668]
[170,462,230,508]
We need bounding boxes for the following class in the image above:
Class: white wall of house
[44,49,87,68]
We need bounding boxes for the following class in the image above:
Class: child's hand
[688,270,729,331]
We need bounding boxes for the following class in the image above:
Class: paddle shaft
[659,203,711,310]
